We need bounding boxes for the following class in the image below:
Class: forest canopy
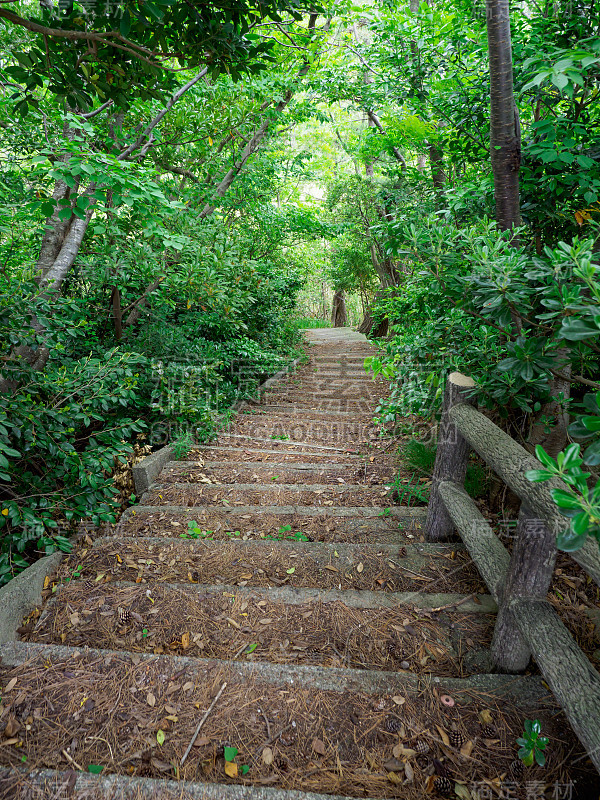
[1,0,600,581]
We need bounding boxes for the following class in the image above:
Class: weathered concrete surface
[0,640,548,706]
[109,580,497,613]
[0,769,378,800]
[132,444,173,495]
[0,552,62,645]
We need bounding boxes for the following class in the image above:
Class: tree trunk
[358,291,388,337]
[111,287,123,341]
[486,0,521,229]
[331,290,348,327]
[429,141,447,207]
[528,348,572,458]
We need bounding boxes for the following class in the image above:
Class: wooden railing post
[491,504,557,672]
[425,372,476,542]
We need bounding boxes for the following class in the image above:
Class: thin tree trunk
[123,277,164,328]
[486,0,521,229]
[331,290,348,327]
[111,287,123,341]
[429,141,447,206]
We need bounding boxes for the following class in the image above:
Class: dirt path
[0,328,593,799]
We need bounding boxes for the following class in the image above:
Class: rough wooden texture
[438,481,509,602]
[449,403,600,586]
[425,373,476,542]
[491,505,557,672]
[511,598,600,772]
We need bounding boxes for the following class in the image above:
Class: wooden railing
[426,372,600,772]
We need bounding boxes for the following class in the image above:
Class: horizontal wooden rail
[426,372,600,772]
[450,402,600,587]
[438,480,600,770]
[438,481,509,603]
[511,598,600,772]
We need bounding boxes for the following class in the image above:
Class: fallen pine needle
[181,681,227,766]
[61,748,84,772]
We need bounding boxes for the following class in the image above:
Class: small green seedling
[266,524,309,542]
[378,508,392,518]
[517,719,548,766]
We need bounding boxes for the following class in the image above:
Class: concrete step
[236,408,375,422]
[58,537,484,595]
[117,504,423,544]
[188,446,369,461]
[140,482,398,508]
[213,434,369,453]
[159,461,395,487]
[28,580,495,674]
[226,421,376,447]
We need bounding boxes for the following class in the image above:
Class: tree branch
[118,68,208,161]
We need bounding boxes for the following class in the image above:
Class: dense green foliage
[2,0,600,582]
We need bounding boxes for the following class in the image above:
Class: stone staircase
[0,329,581,799]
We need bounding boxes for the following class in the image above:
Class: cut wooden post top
[448,372,476,388]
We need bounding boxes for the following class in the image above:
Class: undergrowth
[394,439,488,504]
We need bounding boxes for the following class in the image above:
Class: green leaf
[88,765,104,774]
[551,489,582,510]
[245,642,258,653]
[223,746,238,762]
[120,9,131,36]
[534,445,556,469]
[557,525,588,552]
[157,729,166,745]
[240,764,250,775]
[525,469,554,483]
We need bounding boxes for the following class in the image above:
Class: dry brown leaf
[436,725,450,747]
[4,678,17,693]
[312,737,326,756]
[383,757,404,772]
[192,736,211,748]
[182,681,195,692]
[356,562,364,573]
[460,740,474,758]
[392,744,416,759]
[387,771,403,784]
[226,618,240,629]
[3,716,20,738]
[146,693,156,707]
[404,762,414,783]
[224,761,238,778]
[392,695,405,706]
[262,747,274,765]
[454,783,473,799]
[478,709,493,725]
[181,632,190,649]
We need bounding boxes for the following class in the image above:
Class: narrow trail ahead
[0,329,577,799]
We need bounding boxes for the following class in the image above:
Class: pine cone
[434,776,454,796]
[510,759,525,780]
[481,724,497,739]
[118,608,131,625]
[449,730,465,749]
[415,739,430,754]
[385,716,403,733]
[82,579,96,592]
